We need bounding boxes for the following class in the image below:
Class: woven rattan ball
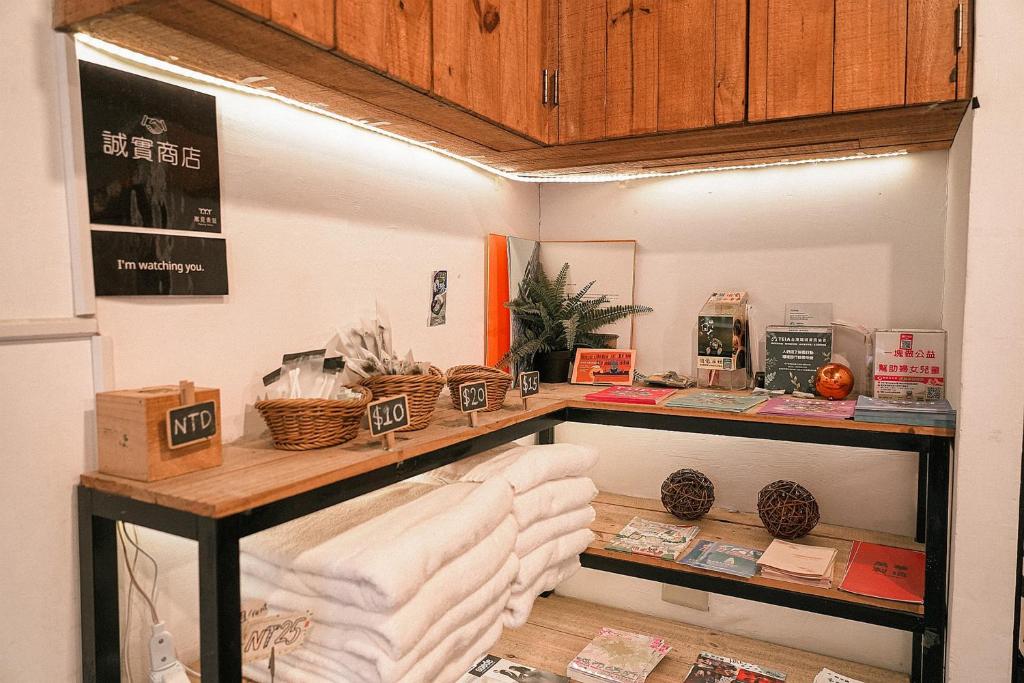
[757,480,820,539]
[661,469,715,520]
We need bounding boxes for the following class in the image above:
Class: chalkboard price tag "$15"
[519,371,541,409]
[367,394,410,449]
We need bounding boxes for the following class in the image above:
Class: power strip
[148,622,191,683]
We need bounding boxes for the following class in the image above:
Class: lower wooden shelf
[585,493,925,630]
[496,594,908,683]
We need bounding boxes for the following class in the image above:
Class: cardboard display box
[96,383,222,481]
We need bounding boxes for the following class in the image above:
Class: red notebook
[839,541,925,604]
[584,386,676,405]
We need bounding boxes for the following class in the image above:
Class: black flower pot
[535,350,573,383]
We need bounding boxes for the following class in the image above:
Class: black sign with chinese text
[91,230,228,296]
[79,61,220,232]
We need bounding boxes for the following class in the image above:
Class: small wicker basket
[445,364,513,412]
[359,366,446,431]
[255,386,373,451]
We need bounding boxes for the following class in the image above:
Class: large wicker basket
[358,366,445,431]
[255,386,373,451]
[445,364,513,412]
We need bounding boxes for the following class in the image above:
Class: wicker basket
[445,364,513,412]
[358,366,445,431]
[255,386,373,451]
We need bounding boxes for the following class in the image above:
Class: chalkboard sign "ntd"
[166,400,217,449]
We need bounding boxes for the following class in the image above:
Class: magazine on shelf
[665,392,768,413]
[681,651,786,683]
[459,654,569,682]
[839,541,925,604]
[584,386,677,405]
[756,539,837,589]
[756,396,856,420]
[679,540,763,578]
[605,516,700,561]
[567,627,671,683]
[854,396,954,414]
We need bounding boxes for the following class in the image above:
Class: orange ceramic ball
[814,362,855,400]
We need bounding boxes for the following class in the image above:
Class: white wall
[946,1,1024,679]
[0,3,98,682]
[73,38,541,677]
[540,152,953,672]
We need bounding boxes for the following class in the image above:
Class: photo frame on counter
[570,349,636,385]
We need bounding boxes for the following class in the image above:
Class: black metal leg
[538,427,555,445]
[78,487,120,683]
[911,631,922,683]
[916,449,928,543]
[198,517,242,683]
[922,437,951,682]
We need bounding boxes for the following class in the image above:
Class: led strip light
[75,33,908,184]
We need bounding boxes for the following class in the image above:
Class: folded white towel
[241,546,518,660]
[432,443,599,494]
[239,481,437,567]
[514,506,596,558]
[504,557,582,628]
[513,528,594,592]
[242,604,506,683]
[291,587,508,683]
[513,476,598,530]
[243,478,512,612]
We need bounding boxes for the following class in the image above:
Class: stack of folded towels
[432,443,599,627]
[239,442,597,683]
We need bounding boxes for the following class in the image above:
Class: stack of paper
[853,395,955,428]
[567,627,671,683]
[604,516,700,561]
[756,539,837,588]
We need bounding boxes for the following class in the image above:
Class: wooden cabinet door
[336,0,432,91]
[749,0,834,121]
[560,0,746,144]
[270,0,336,48]
[907,0,971,104]
[433,0,557,143]
[221,0,271,19]
[834,0,907,112]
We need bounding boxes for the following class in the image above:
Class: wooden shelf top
[495,595,908,682]
[587,493,924,621]
[80,384,953,519]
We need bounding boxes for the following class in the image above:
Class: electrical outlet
[661,584,710,611]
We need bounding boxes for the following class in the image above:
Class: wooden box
[96,385,222,481]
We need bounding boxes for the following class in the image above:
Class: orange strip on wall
[485,234,511,366]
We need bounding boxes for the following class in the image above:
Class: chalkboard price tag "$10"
[367,394,410,449]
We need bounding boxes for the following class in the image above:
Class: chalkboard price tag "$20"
[366,394,410,449]
[458,380,489,426]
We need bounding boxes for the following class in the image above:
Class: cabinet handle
[955,3,964,51]
[542,69,549,105]
[553,69,560,106]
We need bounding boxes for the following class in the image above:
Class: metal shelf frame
[78,406,953,682]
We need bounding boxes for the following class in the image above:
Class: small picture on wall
[429,270,447,326]
[570,349,636,385]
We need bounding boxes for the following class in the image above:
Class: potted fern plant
[499,261,653,382]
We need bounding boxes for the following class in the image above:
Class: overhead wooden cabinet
[56,0,973,177]
[433,0,557,142]
[558,0,747,144]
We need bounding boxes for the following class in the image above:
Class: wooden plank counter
[80,385,953,519]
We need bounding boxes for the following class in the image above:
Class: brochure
[605,516,700,561]
[757,396,856,420]
[814,669,864,683]
[459,654,569,682]
[679,539,763,578]
[567,627,671,683]
[665,392,768,413]
[839,541,925,604]
[584,386,676,405]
